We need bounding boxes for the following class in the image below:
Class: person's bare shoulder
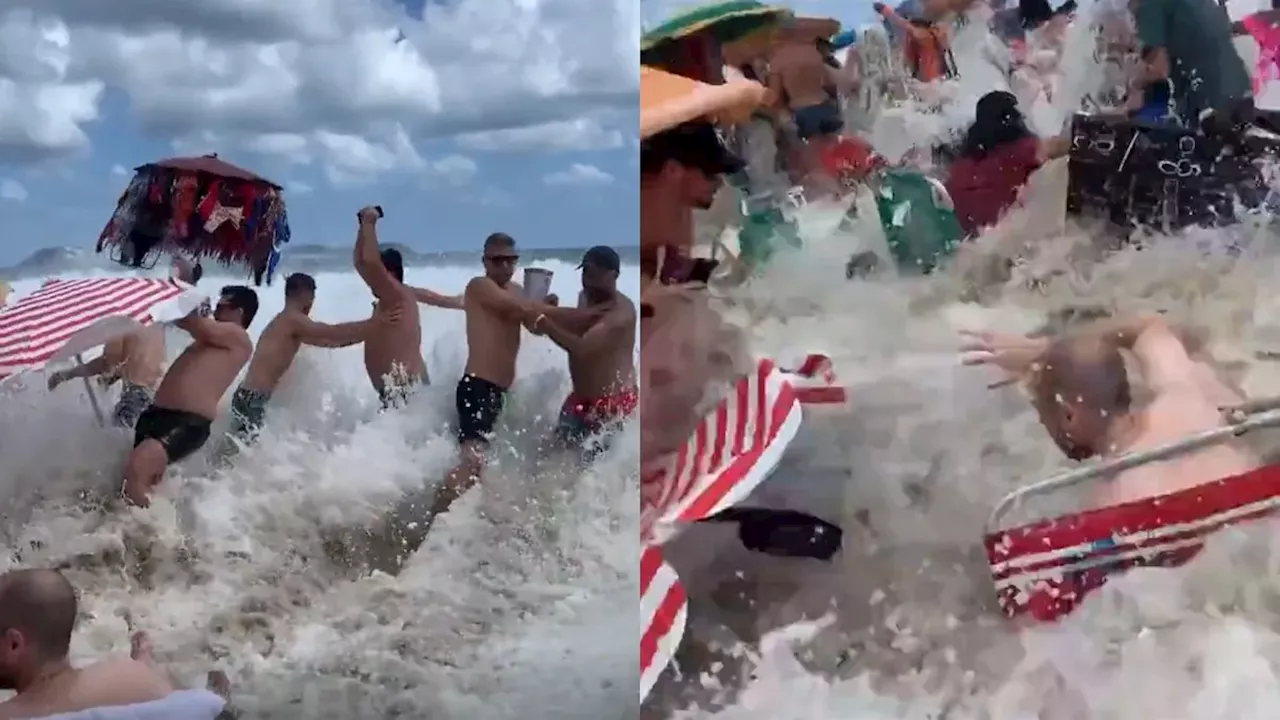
[78,656,174,705]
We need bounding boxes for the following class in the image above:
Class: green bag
[873,169,963,274]
[725,184,802,274]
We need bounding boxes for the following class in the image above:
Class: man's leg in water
[434,440,486,520]
[122,440,167,508]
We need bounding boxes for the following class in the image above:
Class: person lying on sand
[961,313,1259,508]
[0,569,229,720]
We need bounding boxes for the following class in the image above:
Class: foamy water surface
[0,259,640,718]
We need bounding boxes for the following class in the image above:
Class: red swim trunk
[556,388,639,445]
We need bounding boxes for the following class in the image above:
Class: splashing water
[648,8,1280,719]
[0,260,640,719]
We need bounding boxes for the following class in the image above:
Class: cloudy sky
[0,0,639,264]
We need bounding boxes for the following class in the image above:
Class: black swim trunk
[133,405,213,464]
[793,100,843,140]
[455,374,506,444]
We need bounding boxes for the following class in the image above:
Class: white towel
[33,690,225,720]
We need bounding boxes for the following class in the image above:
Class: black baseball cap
[579,245,621,273]
[640,121,745,177]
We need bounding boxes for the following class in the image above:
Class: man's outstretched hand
[959,330,1049,386]
[357,205,383,224]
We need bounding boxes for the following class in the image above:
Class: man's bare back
[1094,364,1257,507]
[463,277,523,388]
[352,207,425,395]
[365,297,423,393]
[0,657,172,719]
[241,312,305,393]
[772,41,832,109]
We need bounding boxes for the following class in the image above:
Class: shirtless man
[531,246,638,453]
[0,568,172,718]
[47,257,202,429]
[961,313,1258,507]
[768,23,849,181]
[0,569,228,720]
[428,232,577,525]
[122,286,257,508]
[353,206,426,406]
[226,273,393,444]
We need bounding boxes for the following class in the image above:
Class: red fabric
[945,137,1041,236]
[561,387,639,424]
[818,136,882,183]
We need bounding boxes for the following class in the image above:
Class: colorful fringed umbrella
[95,153,291,287]
[642,1,791,52]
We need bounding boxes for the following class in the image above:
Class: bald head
[1036,335,1132,414]
[0,569,77,659]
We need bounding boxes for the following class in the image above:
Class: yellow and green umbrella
[641,1,791,55]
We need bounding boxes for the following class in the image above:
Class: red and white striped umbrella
[639,358,803,699]
[640,545,687,700]
[0,277,194,380]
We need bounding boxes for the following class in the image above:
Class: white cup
[523,268,553,301]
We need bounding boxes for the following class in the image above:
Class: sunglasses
[484,254,519,266]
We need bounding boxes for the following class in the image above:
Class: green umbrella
[641,1,791,54]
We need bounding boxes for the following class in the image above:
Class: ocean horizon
[1,243,641,283]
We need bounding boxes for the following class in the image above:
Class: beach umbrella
[0,276,203,421]
[790,16,841,40]
[642,1,792,53]
[144,154,281,188]
[640,65,765,138]
[96,153,291,286]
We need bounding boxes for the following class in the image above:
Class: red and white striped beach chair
[639,358,803,700]
[984,405,1280,622]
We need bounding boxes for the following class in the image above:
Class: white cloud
[0,178,28,201]
[109,163,127,176]
[543,163,613,186]
[287,180,313,195]
[171,123,425,186]
[456,117,624,153]
[0,1,638,173]
[427,154,478,186]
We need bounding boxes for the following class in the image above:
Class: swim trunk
[111,381,154,429]
[133,405,213,464]
[793,100,843,140]
[455,374,507,444]
[228,386,271,442]
[555,387,639,447]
